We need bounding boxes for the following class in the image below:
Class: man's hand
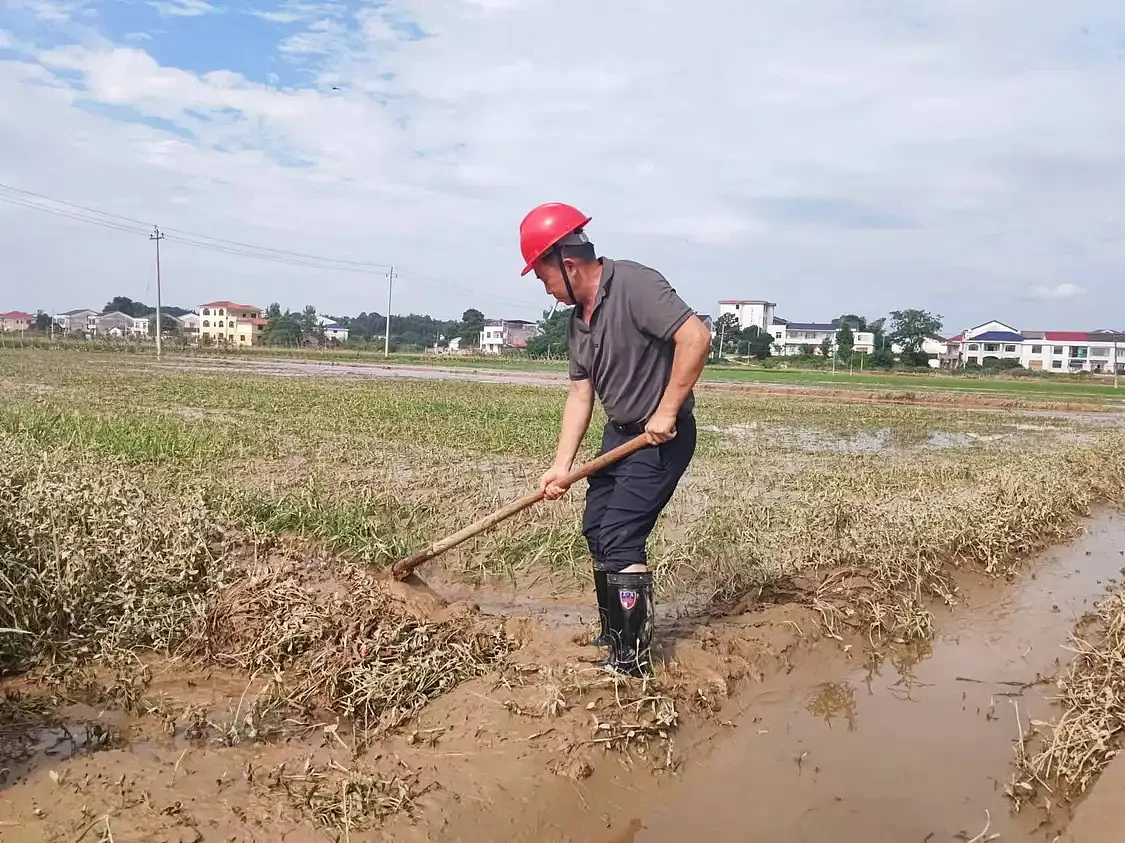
[539,464,571,500]
[644,409,678,445]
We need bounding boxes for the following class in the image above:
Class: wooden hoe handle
[390,434,651,579]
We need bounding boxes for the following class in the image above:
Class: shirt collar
[593,257,614,309]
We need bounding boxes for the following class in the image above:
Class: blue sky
[1,0,1124,333]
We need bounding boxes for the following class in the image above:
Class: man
[519,202,712,677]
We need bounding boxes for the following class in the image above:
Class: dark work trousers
[583,413,697,573]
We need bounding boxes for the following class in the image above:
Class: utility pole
[384,266,394,357]
[150,225,165,358]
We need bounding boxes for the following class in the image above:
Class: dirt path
[3,516,1122,842]
[138,356,1123,413]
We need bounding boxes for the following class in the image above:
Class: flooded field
[3,349,1125,841]
[635,514,1125,843]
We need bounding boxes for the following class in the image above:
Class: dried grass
[262,759,417,833]
[498,661,680,768]
[186,561,511,736]
[0,440,236,674]
[1007,589,1125,809]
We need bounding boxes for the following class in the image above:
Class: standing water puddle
[631,512,1125,842]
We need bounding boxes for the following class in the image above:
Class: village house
[89,311,145,337]
[944,322,1125,373]
[769,319,876,357]
[0,311,34,332]
[53,308,98,334]
[317,315,350,343]
[197,301,266,346]
[479,319,535,354]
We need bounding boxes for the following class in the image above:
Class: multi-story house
[90,311,142,337]
[949,322,1125,373]
[718,300,776,332]
[0,311,33,332]
[770,319,874,356]
[53,308,98,334]
[479,319,535,354]
[197,301,266,346]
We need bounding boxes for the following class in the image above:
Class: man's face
[533,258,572,303]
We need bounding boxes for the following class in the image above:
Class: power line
[0,182,394,269]
[0,182,542,310]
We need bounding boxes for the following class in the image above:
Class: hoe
[389,433,650,581]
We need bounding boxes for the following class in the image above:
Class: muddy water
[630,513,1125,843]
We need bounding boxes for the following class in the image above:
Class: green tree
[34,311,51,332]
[299,305,319,338]
[819,336,833,358]
[525,306,571,357]
[712,313,740,356]
[150,314,180,335]
[266,309,301,345]
[889,308,943,367]
[740,325,774,360]
[103,296,138,316]
[835,322,855,362]
[459,308,486,347]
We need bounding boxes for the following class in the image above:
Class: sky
[1,0,1123,334]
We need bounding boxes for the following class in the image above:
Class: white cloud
[1029,283,1085,300]
[0,30,12,49]
[1,0,1124,330]
[251,10,304,24]
[124,32,152,43]
[148,0,220,18]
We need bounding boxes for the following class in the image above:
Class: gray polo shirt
[568,258,696,426]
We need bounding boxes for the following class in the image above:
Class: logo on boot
[619,589,637,610]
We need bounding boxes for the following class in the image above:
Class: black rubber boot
[602,571,655,677]
[591,569,612,648]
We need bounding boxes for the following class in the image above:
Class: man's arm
[554,377,595,470]
[645,315,712,444]
[541,378,595,499]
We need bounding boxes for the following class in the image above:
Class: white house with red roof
[949,322,1125,373]
[0,310,34,332]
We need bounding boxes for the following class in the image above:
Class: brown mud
[3,516,1124,841]
[628,512,1125,843]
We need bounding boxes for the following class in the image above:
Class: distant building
[770,318,874,356]
[91,311,143,337]
[198,301,265,346]
[0,311,33,332]
[717,300,776,332]
[179,312,202,339]
[317,315,349,343]
[54,308,98,334]
[480,319,535,354]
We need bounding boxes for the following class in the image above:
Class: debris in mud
[1007,587,1125,809]
[498,660,681,770]
[263,758,418,832]
[186,560,512,739]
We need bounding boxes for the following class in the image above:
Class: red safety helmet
[518,202,592,276]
